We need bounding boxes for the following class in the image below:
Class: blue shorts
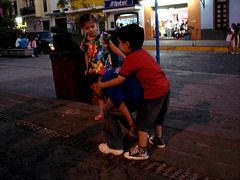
[136,91,170,133]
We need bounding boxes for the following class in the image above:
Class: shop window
[115,13,138,28]
[25,0,34,7]
[214,0,228,31]
[29,0,34,7]
[13,1,17,14]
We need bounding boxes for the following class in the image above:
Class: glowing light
[16,17,22,24]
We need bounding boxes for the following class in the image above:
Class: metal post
[155,0,160,65]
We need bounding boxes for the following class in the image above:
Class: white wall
[138,5,144,28]
[229,0,240,26]
[201,0,240,30]
[51,0,59,11]
[201,0,213,29]
[107,14,115,30]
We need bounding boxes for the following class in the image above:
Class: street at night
[0,50,239,179]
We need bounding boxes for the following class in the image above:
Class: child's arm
[99,75,126,89]
[84,52,89,75]
[108,40,126,59]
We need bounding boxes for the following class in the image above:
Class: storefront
[142,0,201,40]
[153,3,188,38]
[102,0,200,40]
[103,0,144,30]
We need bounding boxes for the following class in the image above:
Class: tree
[57,0,90,9]
[57,0,106,32]
[0,0,21,48]
[0,0,15,27]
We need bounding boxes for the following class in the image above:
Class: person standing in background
[32,37,38,57]
[21,35,28,49]
[225,29,232,54]
[15,35,21,48]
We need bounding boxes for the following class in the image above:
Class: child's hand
[97,82,102,91]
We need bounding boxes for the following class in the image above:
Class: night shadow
[148,101,212,155]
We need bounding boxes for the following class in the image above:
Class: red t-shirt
[119,49,170,99]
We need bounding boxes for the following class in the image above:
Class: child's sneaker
[148,136,165,148]
[124,145,149,160]
[128,122,138,139]
[98,143,124,156]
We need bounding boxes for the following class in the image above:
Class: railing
[20,6,35,15]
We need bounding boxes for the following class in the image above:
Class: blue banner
[105,0,133,8]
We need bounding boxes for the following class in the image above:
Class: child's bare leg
[227,45,231,52]
[118,102,133,126]
[138,130,149,147]
[154,125,163,138]
[118,102,138,138]
[95,99,104,120]
[98,99,104,113]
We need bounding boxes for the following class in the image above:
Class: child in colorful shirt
[79,13,126,121]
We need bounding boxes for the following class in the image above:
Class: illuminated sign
[104,0,133,8]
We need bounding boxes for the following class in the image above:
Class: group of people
[226,23,239,54]
[15,34,38,57]
[156,19,187,38]
[79,14,170,160]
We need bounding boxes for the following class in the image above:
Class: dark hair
[85,73,102,87]
[79,14,98,28]
[117,24,144,49]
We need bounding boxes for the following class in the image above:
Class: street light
[155,0,160,65]
[16,17,22,24]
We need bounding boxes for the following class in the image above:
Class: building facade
[12,0,52,32]
[201,0,240,40]
[12,0,240,40]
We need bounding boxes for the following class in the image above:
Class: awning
[45,12,65,16]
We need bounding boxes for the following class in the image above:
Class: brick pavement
[0,52,240,179]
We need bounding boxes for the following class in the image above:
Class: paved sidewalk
[0,52,239,179]
[143,39,227,51]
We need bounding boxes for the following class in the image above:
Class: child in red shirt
[98,24,170,160]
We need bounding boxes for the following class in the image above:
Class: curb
[143,46,227,52]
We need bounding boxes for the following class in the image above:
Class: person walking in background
[32,37,38,57]
[166,20,172,37]
[226,29,233,54]
[98,24,170,160]
[21,35,28,49]
[27,37,32,49]
[166,20,171,37]
[15,35,21,48]
[79,13,126,121]
[231,23,239,54]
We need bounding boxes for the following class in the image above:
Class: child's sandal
[94,112,102,121]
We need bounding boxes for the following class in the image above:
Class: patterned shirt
[80,31,112,75]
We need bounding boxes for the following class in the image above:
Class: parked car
[27,31,54,54]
